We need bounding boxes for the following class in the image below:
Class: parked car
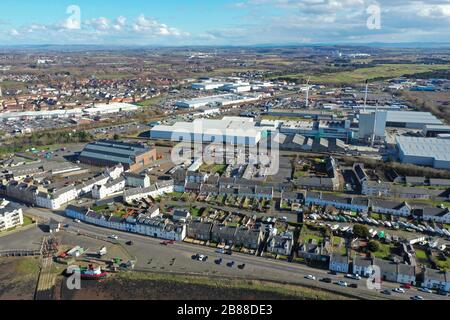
[227,261,235,268]
[320,278,332,284]
[215,258,223,265]
[345,274,362,280]
[192,254,208,262]
[393,288,405,294]
[349,283,358,289]
[126,241,134,246]
[109,235,119,240]
[329,271,338,276]
[238,264,246,270]
[336,280,348,287]
[411,295,424,300]
[381,289,392,295]
[419,287,432,294]
[305,275,316,281]
[402,284,412,289]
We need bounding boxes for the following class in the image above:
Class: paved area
[0,225,45,251]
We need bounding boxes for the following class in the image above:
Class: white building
[105,164,124,180]
[77,174,110,196]
[0,199,24,231]
[135,216,186,241]
[125,173,151,188]
[92,177,126,200]
[123,180,174,203]
[150,117,263,146]
[36,185,78,210]
[359,111,387,140]
[371,200,412,217]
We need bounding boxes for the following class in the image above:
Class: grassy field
[136,96,163,107]
[436,257,450,271]
[278,64,449,84]
[22,215,34,227]
[300,224,324,244]
[372,243,395,259]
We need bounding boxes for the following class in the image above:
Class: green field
[136,96,163,107]
[371,243,395,259]
[278,64,449,84]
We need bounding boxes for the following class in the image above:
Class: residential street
[23,206,449,301]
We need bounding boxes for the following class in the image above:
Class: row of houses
[187,220,294,256]
[304,191,450,224]
[330,254,450,292]
[354,163,450,200]
[173,170,285,200]
[123,180,174,203]
[1,164,126,210]
[65,205,186,241]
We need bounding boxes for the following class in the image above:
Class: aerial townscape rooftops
[1,11,450,303]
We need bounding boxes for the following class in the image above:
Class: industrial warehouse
[79,140,157,172]
[150,117,266,146]
[175,94,262,109]
[396,136,450,169]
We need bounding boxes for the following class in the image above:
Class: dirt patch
[60,272,351,300]
[0,257,40,300]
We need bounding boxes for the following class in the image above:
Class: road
[24,207,449,301]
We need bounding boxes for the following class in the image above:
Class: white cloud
[86,17,110,31]
[132,14,187,37]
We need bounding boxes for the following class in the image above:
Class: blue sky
[1,0,450,45]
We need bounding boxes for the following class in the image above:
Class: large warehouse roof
[150,118,263,145]
[386,111,443,125]
[80,140,152,164]
[396,136,450,162]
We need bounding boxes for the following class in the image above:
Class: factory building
[280,120,353,141]
[386,111,443,129]
[175,94,261,109]
[396,136,450,169]
[423,125,450,138]
[79,140,157,172]
[359,111,387,140]
[150,118,264,146]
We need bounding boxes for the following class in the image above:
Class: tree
[353,224,370,239]
[113,134,120,141]
[368,240,381,252]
